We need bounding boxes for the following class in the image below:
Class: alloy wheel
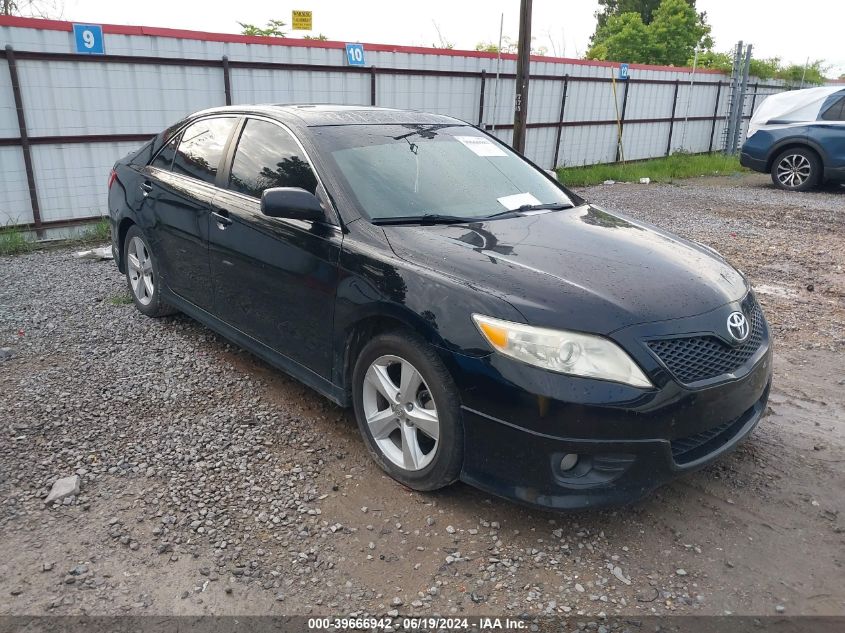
[362,354,440,472]
[776,153,811,188]
[127,236,154,306]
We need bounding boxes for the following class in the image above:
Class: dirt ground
[0,173,843,620]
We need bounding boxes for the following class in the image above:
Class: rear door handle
[211,210,232,228]
[140,181,153,196]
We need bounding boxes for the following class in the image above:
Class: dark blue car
[740,87,845,191]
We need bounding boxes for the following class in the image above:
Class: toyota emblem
[727,311,750,343]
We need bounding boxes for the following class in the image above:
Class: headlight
[472,314,653,388]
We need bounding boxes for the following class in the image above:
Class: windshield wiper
[483,202,573,220]
[516,202,573,212]
[372,203,575,226]
[371,213,474,226]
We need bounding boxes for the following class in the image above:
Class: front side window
[228,119,318,198]
[310,124,573,221]
[172,117,237,184]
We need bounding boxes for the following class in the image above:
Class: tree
[432,21,454,49]
[592,0,702,42]
[474,37,547,56]
[648,0,712,66]
[695,51,779,80]
[696,51,827,86]
[779,61,827,87]
[476,37,517,55]
[2,0,63,17]
[587,0,711,66]
[594,0,665,30]
[238,19,287,37]
[586,13,654,64]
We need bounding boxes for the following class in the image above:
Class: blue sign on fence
[345,43,366,67]
[73,24,105,55]
[619,63,630,81]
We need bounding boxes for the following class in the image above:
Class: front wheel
[351,331,463,491]
[771,148,821,191]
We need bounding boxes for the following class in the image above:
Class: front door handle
[211,210,233,228]
[140,181,153,196]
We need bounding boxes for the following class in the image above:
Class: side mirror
[260,187,324,222]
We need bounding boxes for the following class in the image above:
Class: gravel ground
[0,174,843,620]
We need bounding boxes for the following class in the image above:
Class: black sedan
[108,105,772,510]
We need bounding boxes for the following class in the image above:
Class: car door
[141,116,238,309]
[208,117,342,379]
[811,94,845,173]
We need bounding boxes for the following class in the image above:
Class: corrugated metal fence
[0,16,784,229]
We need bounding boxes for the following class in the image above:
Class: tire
[123,225,177,318]
[770,147,821,191]
[351,330,463,491]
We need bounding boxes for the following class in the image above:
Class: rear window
[171,117,237,184]
[150,133,181,171]
[821,96,845,121]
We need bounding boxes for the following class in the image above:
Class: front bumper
[449,336,773,511]
[739,151,767,173]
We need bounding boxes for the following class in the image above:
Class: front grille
[648,299,765,385]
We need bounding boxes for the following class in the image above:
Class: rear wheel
[771,147,821,191]
[124,225,176,317]
[352,330,463,491]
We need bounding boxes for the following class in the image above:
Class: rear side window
[228,119,318,198]
[821,96,845,121]
[172,117,237,184]
[150,133,181,171]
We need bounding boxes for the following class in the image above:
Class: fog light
[559,453,579,471]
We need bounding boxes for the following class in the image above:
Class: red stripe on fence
[0,14,725,75]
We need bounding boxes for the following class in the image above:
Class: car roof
[189,104,466,128]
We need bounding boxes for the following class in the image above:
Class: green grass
[557,153,745,187]
[0,224,34,256]
[107,293,134,306]
[80,217,111,243]
[1,216,111,257]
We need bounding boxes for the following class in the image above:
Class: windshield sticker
[497,192,542,210]
[455,136,508,157]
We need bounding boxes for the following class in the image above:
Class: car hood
[382,204,748,334]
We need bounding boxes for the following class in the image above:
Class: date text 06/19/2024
[306,617,527,630]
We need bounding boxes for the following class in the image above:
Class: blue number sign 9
[73,24,105,55]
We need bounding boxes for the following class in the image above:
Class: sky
[55,0,844,77]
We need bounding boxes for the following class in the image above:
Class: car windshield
[310,124,574,222]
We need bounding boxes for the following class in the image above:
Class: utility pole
[512,0,532,154]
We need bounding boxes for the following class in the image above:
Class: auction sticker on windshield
[497,192,541,210]
[455,136,507,157]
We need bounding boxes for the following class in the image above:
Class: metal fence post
[477,69,486,126]
[370,66,377,106]
[615,81,630,163]
[552,74,569,169]
[708,81,722,153]
[666,80,680,156]
[222,55,232,106]
[4,45,42,232]
[749,82,759,119]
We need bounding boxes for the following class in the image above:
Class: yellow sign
[292,10,312,31]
